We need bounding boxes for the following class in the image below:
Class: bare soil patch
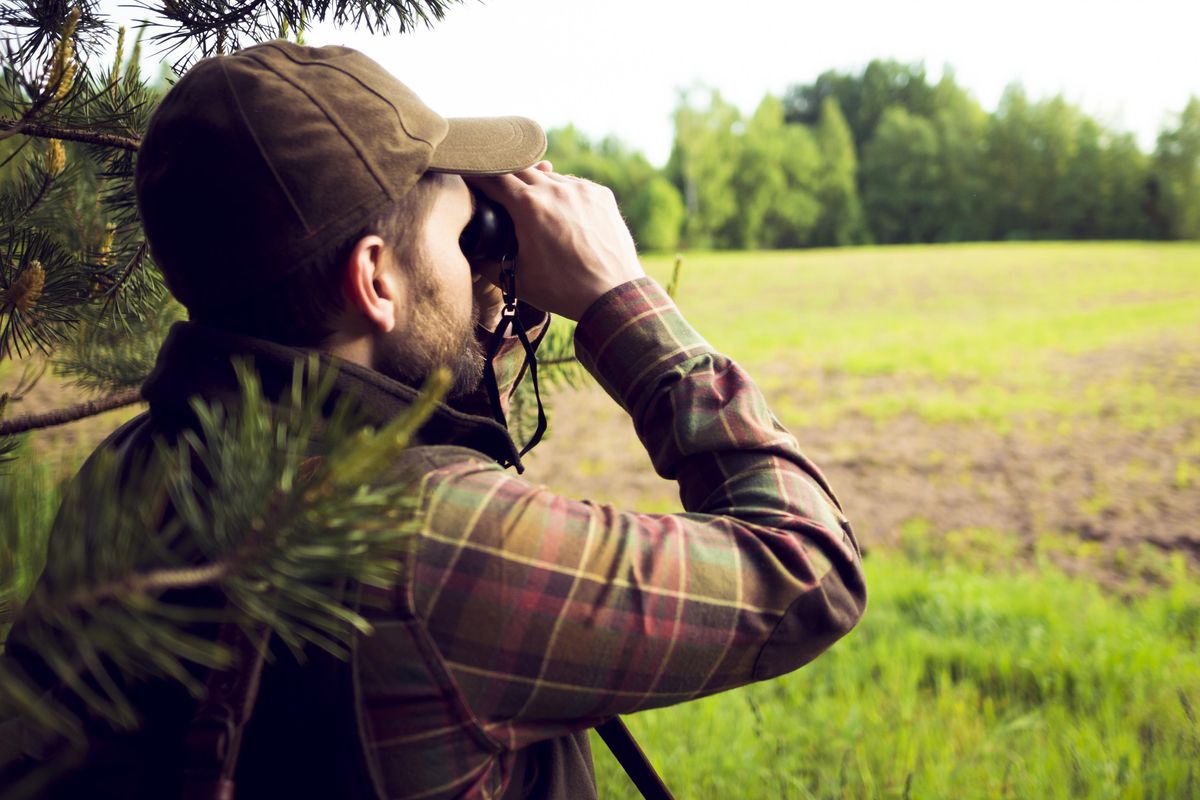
[523,387,1198,555]
[521,340,1200,587]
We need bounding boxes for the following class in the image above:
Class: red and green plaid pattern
[358,278,867,799]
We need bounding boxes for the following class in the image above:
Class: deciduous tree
[1153,97,1200,240]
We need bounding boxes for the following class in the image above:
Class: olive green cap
[135,40,546,311]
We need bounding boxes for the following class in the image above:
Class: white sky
[136,0,1200,167]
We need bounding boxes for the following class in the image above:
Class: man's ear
[343,234,405,333]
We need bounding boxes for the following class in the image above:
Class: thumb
[472,259,504,289]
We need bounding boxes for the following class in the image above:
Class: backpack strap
[181,621,271,800]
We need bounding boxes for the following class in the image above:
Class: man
[9,41,865,798]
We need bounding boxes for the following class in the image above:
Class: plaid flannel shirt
[359,277,867,799]
[4,276,864,799]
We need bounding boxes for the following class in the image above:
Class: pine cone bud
[54,60,77,100]
[98,225,116,266]
[45,139,66,177]
[45,11,79,100]
[3,261,46,313]
[114,26,126,77]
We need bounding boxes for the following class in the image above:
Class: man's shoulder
[60,408,158,494]
[75,414,498,487]
[379,444,503,491]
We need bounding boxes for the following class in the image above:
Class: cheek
[440,244,474,306]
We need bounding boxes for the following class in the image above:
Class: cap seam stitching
[218,59,313,233]
[257,42,437,149]
[241,50,407,201]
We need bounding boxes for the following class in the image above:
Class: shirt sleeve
[408,277,866,750]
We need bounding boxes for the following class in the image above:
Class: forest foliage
[549,61,1200,252]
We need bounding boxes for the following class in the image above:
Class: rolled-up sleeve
[408,277,866,749]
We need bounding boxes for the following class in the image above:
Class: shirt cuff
[573,277,711,417]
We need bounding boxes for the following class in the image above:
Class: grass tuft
[594,549,1200,799]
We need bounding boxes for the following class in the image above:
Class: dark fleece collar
[141,321,522,466]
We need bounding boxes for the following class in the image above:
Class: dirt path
[519,342,1200,588]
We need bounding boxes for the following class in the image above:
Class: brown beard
[371,265,484,399]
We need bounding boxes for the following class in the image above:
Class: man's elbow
[752,562,867,681]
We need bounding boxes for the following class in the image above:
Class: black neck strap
[482,260,546,473]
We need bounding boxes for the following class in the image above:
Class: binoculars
[460,189,518,264]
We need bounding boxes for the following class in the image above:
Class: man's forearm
[577,276,848,518]
[575,277,864,681]
[408,275,866,735]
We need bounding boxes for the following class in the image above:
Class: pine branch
[137,0,473,67]
[0,231,89,358]
[15,166,49,215]
[0,0,106,64]
[64,560,229,610]
[0,63,167,361]
[0,386,141,435]
[53,296,182,393]
[0,134,31,169]
[1,361,452,742]
[0,117,139,150]
[0,7,85,140]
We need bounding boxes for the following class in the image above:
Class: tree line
[547,61,1200,252]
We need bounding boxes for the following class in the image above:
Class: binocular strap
[482,263,547,472]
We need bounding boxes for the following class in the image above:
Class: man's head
[135,41,544,390]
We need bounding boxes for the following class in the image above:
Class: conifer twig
[0,387,142,435]
[0,118,141,151]
[62,561,230,611]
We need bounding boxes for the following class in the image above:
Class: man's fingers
[466,162,571,202]
[466,166,552,197]
[485,164,554,186]
[466,172,523,193]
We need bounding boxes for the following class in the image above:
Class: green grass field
[645,242,1199,431]
[537,242,1200,798]
[5,242,1200,798]
[589,546,1199,799]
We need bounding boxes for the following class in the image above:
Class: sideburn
[371,261,484,399]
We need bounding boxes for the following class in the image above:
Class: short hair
[189,174,442,347]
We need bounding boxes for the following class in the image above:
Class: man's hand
[466,162,646,321]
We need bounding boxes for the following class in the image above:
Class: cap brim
[426,116,547,175]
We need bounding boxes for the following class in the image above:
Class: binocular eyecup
[460,189,518,264]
